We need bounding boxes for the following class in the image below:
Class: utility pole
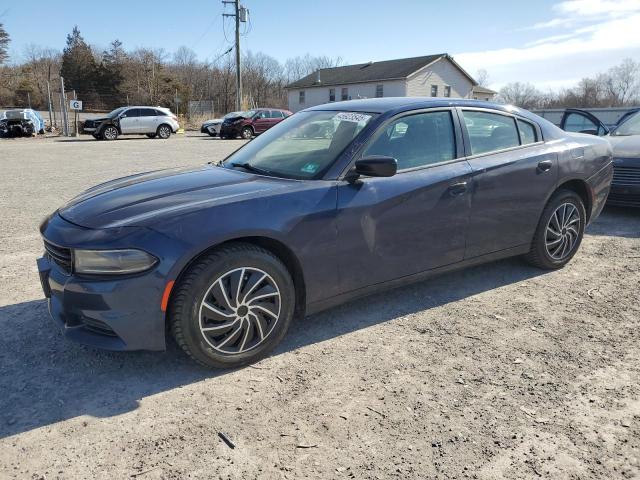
[46,81,53,129]
[60,76,69,136]
[223,0,248,111]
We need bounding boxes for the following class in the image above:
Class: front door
[335,109,472,293]
[560,109,609,136]
[460,108,558,257]
[252,111,271,133]
[119,108,140,134]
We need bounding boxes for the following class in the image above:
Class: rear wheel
[101,126,118,141]
[157,124,172,139]
[241,126,253,139]
[170,243,295,368]
[524,189,586,269]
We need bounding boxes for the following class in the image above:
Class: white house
[285,53,481,112]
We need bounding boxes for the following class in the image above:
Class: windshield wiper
[232,162,272,175]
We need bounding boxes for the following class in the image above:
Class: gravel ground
[0,134,638,479]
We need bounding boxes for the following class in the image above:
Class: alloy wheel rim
[242,129,252,139]
[160,126,170,138]
[545,202,580,260]
[198,267,281,354]
[105,127,116,139]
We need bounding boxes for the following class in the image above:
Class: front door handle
[448,181,468,196]
[538,160,553,172]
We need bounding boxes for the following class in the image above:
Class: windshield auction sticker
[335,112,372,123]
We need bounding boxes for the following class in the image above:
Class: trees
[0,23,9,65]
[60,26,98,95]
[497,82,542,109]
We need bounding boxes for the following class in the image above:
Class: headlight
[73,249,158,275]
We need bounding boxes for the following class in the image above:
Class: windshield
[612,111,640,136]
[241,110,256,118]
[224,111,242,119]
[108,107,126,118]
[223,110,376,179]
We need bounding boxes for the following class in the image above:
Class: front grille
[612,165,640,186]
[44,239,72,273]
[82,317,118,337]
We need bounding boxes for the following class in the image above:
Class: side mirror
[354,156,397,178]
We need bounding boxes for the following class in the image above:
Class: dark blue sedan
[38,98,613,368]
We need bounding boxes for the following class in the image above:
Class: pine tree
[60,26,97,95]
[97,40,126,106]
[0,23,10,65]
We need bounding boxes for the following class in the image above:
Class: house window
[299,91,305,104]
[341,87,349,101]
[376,84,383,98]
[430,85,438,97]
[329,88,335,102]
[444,86,451,97]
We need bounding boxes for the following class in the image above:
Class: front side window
[341,88,349,101]
[431,85,438,97]
[612,111,640,136]
[564,112,597,134]
[329,88,335,102]
[363,111,456,170]
[255,111,269,119]
[444,86,451,98]
[299,91,305,105]
[224,111,375,179]
[376,84,383,98]
[517,119,537,145]
[123,108,140,118]
[463,111,520,155]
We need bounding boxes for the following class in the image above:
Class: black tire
[92,134,102,140]
[207,130,217,137]
[524,189,586,270]
[146,133,157,139]
[101,125,118,141]
[241,126,253,139]
[157,124,172,139]
[170,243,296,368]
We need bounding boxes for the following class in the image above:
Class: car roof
[306,97,528,116]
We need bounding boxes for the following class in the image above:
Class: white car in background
[200,111,242,137]
[83,106,180,140]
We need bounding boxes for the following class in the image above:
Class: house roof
[472,85,498,95]
[286,54,477,89]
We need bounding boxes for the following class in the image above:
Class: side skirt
[305,244,530,316]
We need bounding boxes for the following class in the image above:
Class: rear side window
[271,110,285,119]
[517,119,537,144]
[363,111,456,170]
[462,111,519,155]
[140,108,157,117]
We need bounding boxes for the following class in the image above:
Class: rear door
[119,108,140,134]
[335,109,473,292]
[138,108,159,133]
[461,108,558,258]
[560,109,609,136]
[270,110,285,128]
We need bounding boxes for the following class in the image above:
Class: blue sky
[2,0,639,89]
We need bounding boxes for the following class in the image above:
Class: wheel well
[557,179,592,221]
[167,236,307,326]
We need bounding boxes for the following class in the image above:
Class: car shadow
[586,205,640,238]
[0,255,545,439]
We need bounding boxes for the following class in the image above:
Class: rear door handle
[448,181,468,196]
[538,160,553,172]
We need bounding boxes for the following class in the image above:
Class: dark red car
[219,108,292,139]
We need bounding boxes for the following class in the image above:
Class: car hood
[606,134,640,158]
[58,165,293,229]
[203,118,222,125]
[86,116,110,123]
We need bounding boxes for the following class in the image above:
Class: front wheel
[170,243,295,368]
[241,126,253,139]
[101,126,118,141]
[157,124,172,139]
[524,189,586,269]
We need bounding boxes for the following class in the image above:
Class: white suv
[84,106,180,140]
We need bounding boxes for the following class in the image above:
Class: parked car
[219,108,292,139]
[200,111,242,137]
[38,98,612,368]
[83,106,179,141]
[557,108,640,207]
[0,109,45,137]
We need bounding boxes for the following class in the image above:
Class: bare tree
[497,82,542,109]
[284,54,344,83]
[604,58,640,106]
[476,69,490,87]
[0,22,9,65]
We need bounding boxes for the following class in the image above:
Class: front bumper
[607,157,640,207]
[37,214,174,351]
[220,124,241,138]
